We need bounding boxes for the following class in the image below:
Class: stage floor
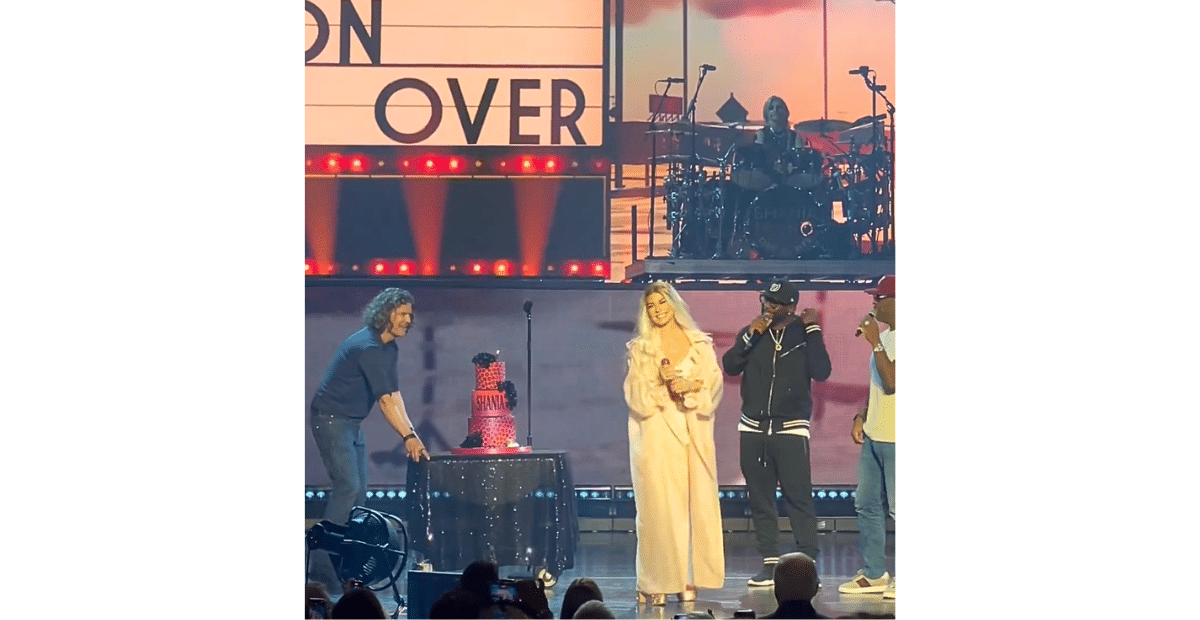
[361,530,896,618]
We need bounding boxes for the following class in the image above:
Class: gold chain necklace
[769,326,784,351]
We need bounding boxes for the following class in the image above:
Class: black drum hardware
[650,65,895,261]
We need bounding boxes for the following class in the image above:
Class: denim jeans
[854,435,895,579]
[310,411,368,525]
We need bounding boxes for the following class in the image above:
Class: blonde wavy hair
[632,281,704,343]
[763,95,790,126]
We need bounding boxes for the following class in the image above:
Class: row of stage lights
[574,490,856,500]
[305,488,853,501]
[307,153,611,176]
[305,258,611,279]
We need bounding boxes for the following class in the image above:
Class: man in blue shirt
[310,288,430,527]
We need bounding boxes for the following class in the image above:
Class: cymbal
[649,154,720,166]
[646,121,691,130]
[699,121,763,131]
[849,113,887,126]
[792,118,853,133]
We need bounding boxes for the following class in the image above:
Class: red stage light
[521,158,534,172]
[365,259,394,275]
[425,158,436,171]
[545,158,558,172]
[396,260,416,275]
[492,260,513,277]
[400,159,411,170]
[563,260,583,276]
[592,158,608,172]
[306,260,338,275]
[323,153,343,174]
[469,261,487,275]
[449,158,461,171]
[348,155,367,173]
[590,261,610,278]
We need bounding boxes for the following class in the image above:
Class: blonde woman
[623,281,725,605]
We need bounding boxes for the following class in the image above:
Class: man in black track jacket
[722,279,832,587]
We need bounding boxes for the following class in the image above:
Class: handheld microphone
[848,66,870,76]
[523,301,533,315]
[855,311,876,337]
[659,77,685,83]
[659,358,676,383]
[700,64,717,71]
[751,312,773,335]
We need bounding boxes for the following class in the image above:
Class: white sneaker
[838,570,890,594]
[883,577,894,599]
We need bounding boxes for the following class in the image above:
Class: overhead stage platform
[624,258,895,286]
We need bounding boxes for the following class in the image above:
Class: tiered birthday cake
[451,353,532,455]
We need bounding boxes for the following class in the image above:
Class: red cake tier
[468,415,516,448]
[471,390,510,417]
[474,362,506,389]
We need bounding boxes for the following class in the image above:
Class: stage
[333,530,896,619]
[623,258,896,285]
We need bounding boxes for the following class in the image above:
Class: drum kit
[656,125,894,261]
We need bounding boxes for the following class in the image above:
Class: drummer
[758,95,806,161]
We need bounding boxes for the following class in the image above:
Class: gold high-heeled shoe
[637,591,667,606]
[676,585,697,602]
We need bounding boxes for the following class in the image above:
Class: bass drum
[746,185,831,259]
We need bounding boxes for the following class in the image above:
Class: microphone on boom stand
[523,301,533,448]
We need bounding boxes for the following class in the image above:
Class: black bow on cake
[471,352,498,368]
[495,380,518,410]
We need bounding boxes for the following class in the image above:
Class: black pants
[739,432,818,559]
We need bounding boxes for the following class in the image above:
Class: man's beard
[761,305,792,322]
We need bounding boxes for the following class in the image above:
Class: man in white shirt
[838,275,896,599]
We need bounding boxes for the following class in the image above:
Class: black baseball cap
[761,279,798,305]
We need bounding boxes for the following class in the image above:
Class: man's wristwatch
[402,433,418,442]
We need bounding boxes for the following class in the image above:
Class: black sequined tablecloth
[405,451,578,574]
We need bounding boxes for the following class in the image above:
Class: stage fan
[305,506,410,618]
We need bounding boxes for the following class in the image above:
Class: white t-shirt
[864,329,895,443]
